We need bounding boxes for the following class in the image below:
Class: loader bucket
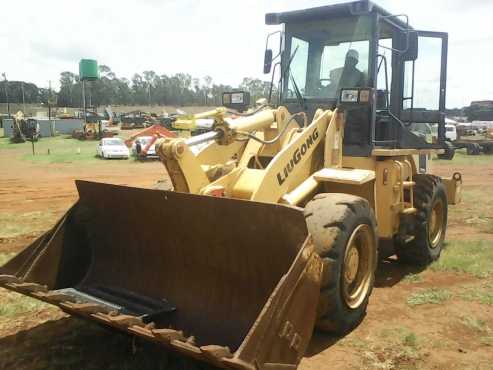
[0,181,322,369]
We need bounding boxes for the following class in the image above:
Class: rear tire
[437,142,455,160]
[395,175,448,265]
[304,194,377,335]
[483,144,493,155]
[466,143,481,155]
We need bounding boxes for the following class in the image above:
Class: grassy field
[1,134,98,160]
[432,240,493,278]
[1,133,144,165]
[434,150,493,166]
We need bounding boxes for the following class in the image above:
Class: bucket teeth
[152,328,186,343]
[60,302,111,315]
[0,275,21,285]
[128,325,154,338]
[186,336,196,345]
[200,345,234,362]
[33,291,76,303]
[8,282,48,293]
[100,313,144,327]
[170,339,202,357]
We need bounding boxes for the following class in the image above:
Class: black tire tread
[437,142,455,160]
[395,174,448,265]
[304,193,377,334]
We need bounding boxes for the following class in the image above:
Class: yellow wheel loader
[1,2,462,369]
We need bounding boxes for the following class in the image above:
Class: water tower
[79,59,99,122]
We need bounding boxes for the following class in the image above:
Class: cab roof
[265,1,413,31]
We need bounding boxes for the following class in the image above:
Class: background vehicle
[72,121,118,140]
[131,136,158,159]
[452,122,493,155]
[445,124,457,141]
[120,111,150,129]
[0,2,462,369]
[9,111,40,143]
[96,137,129,159]
[161,110,218,137]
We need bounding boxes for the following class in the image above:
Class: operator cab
[264,1,448,156]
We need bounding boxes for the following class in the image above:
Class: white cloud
[1,0,492,108]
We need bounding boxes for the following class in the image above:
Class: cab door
[401,31,448,143]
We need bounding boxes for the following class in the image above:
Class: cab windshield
[283,15,371,101]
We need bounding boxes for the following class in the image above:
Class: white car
[97,138,129,159]
[445,124,457,141]
[131,136,158,158]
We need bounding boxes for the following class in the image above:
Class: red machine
[124,125,176,147]
[125,125,177,158]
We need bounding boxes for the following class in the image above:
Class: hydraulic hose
[226,104,268,117]
[236,112,306,145]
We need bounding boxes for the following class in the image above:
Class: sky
[1,0,492,108]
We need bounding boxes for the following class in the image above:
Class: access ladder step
[400,207,417,215]
[402,181,416,188]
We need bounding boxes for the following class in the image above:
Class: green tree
[58,71,76,106]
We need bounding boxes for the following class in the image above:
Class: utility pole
[82,80,87,123]
[48,80,52,119]
[2,73,10,118]
[22,81,26,113]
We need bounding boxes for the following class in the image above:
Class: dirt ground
[0,137,492,370]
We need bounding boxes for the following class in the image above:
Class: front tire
[395,175,448,265]
[466,143,481,155]
[437,142,455,160]
[483,144,493,155]
[304,194,377,335]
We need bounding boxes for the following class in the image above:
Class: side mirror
[263,49,273,74]
[403,32,418,61]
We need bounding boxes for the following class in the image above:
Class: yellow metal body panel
[323,110,344,168]
[156,105,460,241]
[196,140,246,166]
[335,155,418,238]
[342,156,376,171]
[314,168,375,185]
[158,139,210,193]
[375,160,402,238]
[232,169,265,199]
[249,111,331,203]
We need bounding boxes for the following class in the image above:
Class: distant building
[473,121,493,129]
[466,101,493,121]
[471,101,493,109]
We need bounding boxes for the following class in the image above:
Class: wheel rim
[342,224,375,309]
[428,198,445,248]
